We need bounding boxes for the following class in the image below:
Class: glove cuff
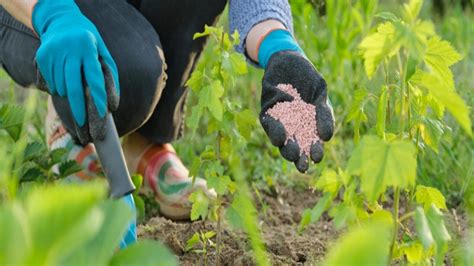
[257,29,303,69]
[32,0,80,36]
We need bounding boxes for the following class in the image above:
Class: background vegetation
[0,0,472,265]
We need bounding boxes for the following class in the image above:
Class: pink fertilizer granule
[266,84,320,157]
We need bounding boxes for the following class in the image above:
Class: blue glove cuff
[32,0,78,36]
[258,29,303,69]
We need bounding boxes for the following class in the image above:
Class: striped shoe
[137,144,216,220]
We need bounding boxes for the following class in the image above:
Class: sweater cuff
[229,0,293,67]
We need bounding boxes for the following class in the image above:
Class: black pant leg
[135,0,228,143]
[0,0,167,141]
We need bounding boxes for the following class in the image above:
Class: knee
[112,44,167,136]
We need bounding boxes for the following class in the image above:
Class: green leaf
[229,53,248,75]
[131,174,143,193]
[346,88,368,143]
[0,104,25,141]
[402,0,423,22]
[189,156,201,178]
[401,241,424,264]
[414,206,451,263]
[200,81,224,121]
[315,169,341,195]
[235,109,256,140]
[298,193,332,233]
[189,190,209,221]
[186,70,204,92]
[24,141,46,161]
[424,36,462,90]
[133,195,145,223]
[323,222,391,266]
[207,175,232,196]
[359,22,399,79]
[49,148,68,165]
[20,166,43,182]
[410,70,472,136]
[187,104,204,136]
[419,117,447,153]
[347,135,417,202]
[415,185,447,210]
[61,200,133,265]
[193,24,217,40]
[110,240,178,266]
[375,11,400,22]
[376,86,388,138]
[0,204,29,266]
[58,160,83,178]
[329,203,357,229]
[185,233,201,251]
[25,183,106,265]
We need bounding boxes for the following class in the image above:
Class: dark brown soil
[138,186,337,265]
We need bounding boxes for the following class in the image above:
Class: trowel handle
[93,114,135,198]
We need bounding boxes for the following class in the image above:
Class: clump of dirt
[138,186,336,265]
[266,84,320,156]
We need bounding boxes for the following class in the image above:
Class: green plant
[300,0,471,264]
[185,230,216,264]
[185,25,269,265]
[0,182,177,266]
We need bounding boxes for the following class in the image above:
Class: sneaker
[136,144,216,220]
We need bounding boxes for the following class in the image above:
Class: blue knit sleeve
[229,0,294,60]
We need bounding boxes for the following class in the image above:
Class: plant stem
[215,130,222,266]
[397,53,406,137]
[389,187,401,264]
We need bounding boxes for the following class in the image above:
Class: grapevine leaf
[402,0,423,22]
[359,22,399,79]
[189,190,209,221]
[401,241,424,264]
[200,81,224,121]
[193,25,216,40]
[410,70,472,136]
[207,175,232,196]
[419,117,447,153]
[185,233,200,251]
[414,206,451,263]
[235,109,255,140]
[186,70,204,92]
[298,192,332,233]
[187,104,203,136]
[189,157,201,179]
[323,222,391,266]
[229,53,248,75]
[329,203,357,229]
[415,185,447,211]
[424,36,462,90]
[315,169,341,195]
[347,135,417,202]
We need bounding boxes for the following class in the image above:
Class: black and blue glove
[33,0,120,144]
[259,30,335,173]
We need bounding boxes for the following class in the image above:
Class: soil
[138,186,337,265]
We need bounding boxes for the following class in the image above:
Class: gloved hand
[259,30,335,173]
[33,0,119,144]
[120,193,137,249]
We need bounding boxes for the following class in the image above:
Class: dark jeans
[0,0,227,143]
